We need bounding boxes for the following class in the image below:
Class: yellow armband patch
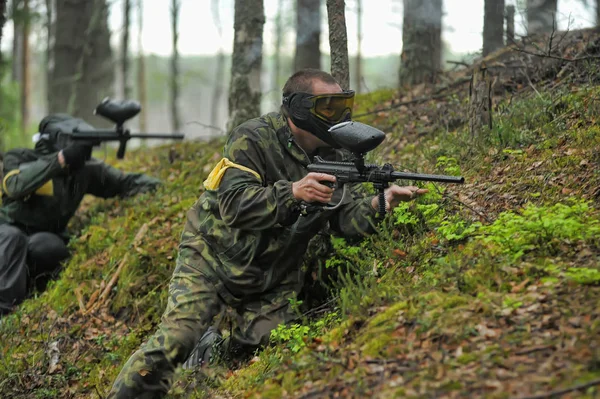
[2,170,20,196]
[203,158,261,190]
[35,180,54,196]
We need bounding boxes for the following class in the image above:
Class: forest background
[0,0,597,146]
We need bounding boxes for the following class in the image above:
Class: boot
[182,327,223,369]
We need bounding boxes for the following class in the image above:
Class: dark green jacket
[0,147,161,235]
[180,113,378,302]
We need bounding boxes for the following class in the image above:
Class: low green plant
[478,200,600,261]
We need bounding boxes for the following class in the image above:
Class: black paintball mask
[283,90,355,148]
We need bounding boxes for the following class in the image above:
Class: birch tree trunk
[122,0,131,99]
[295,0,321,71]
[526,0,557,34]
[227,0,264,132]
[211,0,225,129]
[49,0,114,120]
[483,0,504,56]
[399,0,442,87]
[170,0,181,132]
[137,0,147,132]
[355,0,362,93]
[326,0,349,90]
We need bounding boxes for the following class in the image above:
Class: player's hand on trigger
[292,173,336,204]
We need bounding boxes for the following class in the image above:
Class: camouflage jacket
[0,147,161,235]
[181,112,378,302]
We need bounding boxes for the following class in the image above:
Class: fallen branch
[96,253,130,308]
[515,378,600,399]
[515,344,554,356]
[512,46,600,63]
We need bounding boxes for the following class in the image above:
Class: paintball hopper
[95,98,141,127]
[328,121,385,155]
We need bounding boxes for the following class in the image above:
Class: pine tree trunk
[20,0,30,133]
[227,0,264,132]
[122,0,131,99]
[355,0,362,94]
[45,0,52,114]
[399,0,442,87]
[49,0,114,122]
[506,5,515,44]
[11,11,22,83]
[326,0,349,90]
[0,0,6,151]
[295,0,321,71]
[273,0,284,105]
[483,0,504,56]
[211,0,225,128]
[136,0,147,132]
[170,0,181,132]
[526,0,557,34]
[0,0,5,65]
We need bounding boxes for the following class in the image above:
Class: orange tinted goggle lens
[311,92,355,122]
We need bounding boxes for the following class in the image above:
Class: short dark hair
[282,69,339,97]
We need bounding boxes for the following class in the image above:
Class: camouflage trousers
[108,256,298,399]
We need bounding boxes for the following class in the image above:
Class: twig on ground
[515,344,554,355]
[95,253,130,309]
[443,192,492,223]
[515,378,600,399]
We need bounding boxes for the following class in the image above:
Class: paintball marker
[71,98,185,159]
[306,121,464,216]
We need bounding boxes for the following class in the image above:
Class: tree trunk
[11,7,22,83]
[468,64,493,140]
[273,0,284,105]
[49,0,114,122]
[355,0,362,93]
[483,0,504,56]
[295,0,321,71]
[20,0,30,133]
[326,0,349,90]
[526,0,557,34]
[399,0,443,87]
[211,0,225,129]
[0,0,5,66]
[227,0,264,132]
[45,0,52,114]
[137,0,147,132]
[170,0,181,132]
[597,0,599,27]
[0,0,6,152]
[122,0,131,99]
[506,5,515,44]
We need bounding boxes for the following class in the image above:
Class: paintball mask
[283,90,355,148]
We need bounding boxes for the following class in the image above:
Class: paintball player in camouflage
[0,114,162,315]
[108,69,426,398]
